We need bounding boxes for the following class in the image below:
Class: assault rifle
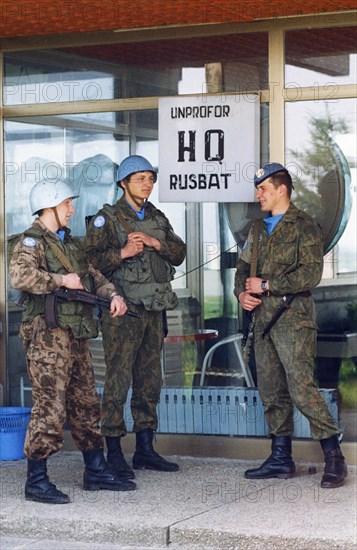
[45,288,140,329]
[241,310,255,348]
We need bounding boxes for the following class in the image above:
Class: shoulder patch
[22,237,36,247]
[93,215,106,228]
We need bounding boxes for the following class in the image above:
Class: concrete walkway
[1,448,356,550]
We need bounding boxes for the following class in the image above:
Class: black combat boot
[245,435,296,479]
[105,436,135,479]
[82,448,136,491]
[320,435,347,489]
[132,428,179,472]
[25,458,70,504]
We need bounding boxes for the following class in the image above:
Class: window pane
[4,33,268,105]
[5,111,186,287]
[4,51,116,105]
[285,27,357,87]
[285,99,356,275]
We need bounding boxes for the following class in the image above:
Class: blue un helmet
[116,155,157,184]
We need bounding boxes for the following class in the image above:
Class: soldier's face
[124,171,155,201]
[56,198,75,227]
[256,179,282,213]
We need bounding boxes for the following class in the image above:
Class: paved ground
[0,449,356,550]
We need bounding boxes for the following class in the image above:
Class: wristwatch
[261,280,270,296]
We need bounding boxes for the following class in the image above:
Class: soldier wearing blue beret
[234,163,347,489]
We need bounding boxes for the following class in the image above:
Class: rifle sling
[43,233,75,273]
[262,290,312,338]
[250,219,262,278]
[42,234,76,328]
[114,208,134,235]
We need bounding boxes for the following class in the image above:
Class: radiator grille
[97,386,338,439]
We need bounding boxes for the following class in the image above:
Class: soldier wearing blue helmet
[234,162,347,489]
[85,155,186,478]
[9,180,136,504]
[117,154,158,183]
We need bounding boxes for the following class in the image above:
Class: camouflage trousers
[254,321,339,440]
[100,307,163,437]
[20,315,103,460]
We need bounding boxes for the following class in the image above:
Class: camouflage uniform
[234,203,339,440]
[84,197,186,436]
[9,219,118,460]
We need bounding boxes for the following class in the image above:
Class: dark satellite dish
[315,140,352,253]
[224,201,263,250]
[225,140,352,255]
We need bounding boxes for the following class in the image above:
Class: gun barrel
[54,289,141,318]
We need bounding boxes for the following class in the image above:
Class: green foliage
[289,112,350,215]
[204,295,237,320]
[204,295,223,319]
[183,343,196,387]
[290,113,349,174]
[339,359,357,410]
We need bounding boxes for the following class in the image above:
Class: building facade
[0,2,356,443]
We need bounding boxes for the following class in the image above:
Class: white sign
[158,94,259,202]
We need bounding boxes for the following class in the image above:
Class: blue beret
[254,163,289,187]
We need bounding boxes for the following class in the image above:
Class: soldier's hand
[62,273,84,290]
[245,277,264,295]
[238,291,261,311]
[110,294,128,317]
[133,231,161,251]
[120,233,145,259]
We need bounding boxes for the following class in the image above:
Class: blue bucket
[0,407,32,460]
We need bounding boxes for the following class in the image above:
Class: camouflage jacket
[9,219,118,337]
[234,203,324,327]
[84,197,186,311]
